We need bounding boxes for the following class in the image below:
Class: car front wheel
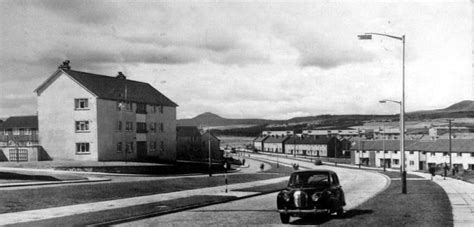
[280,213,290,224]
[336,207,344,217]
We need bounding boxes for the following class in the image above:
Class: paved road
[121,154,389,226]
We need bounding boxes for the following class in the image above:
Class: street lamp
[360,32,407,194]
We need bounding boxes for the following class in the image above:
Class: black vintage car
[276,170,346,224]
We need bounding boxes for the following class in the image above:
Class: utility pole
[447,119,453,171]
[382,125,386,171]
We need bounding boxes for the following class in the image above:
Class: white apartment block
[35,61,178,162]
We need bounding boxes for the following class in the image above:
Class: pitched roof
[201,131,220,141]
[408,139,474,153]
[285,136,329,145]
[264,135,290,143]
[36,69,177,107]
[176,126,201,137]
[254,135,269,142]
[0,115,38,130]
[350,140,417,151]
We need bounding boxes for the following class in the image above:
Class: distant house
[0,115,48,161]
[201,131,223,162]
[252,135,269,151]
[262,131,294,136]
[34,61,178,162]
[263,135,290,153]
[176,126,202,161]
[350,139,474,171]
[0,116,39,147]
[176,127,222,162]
[284,136,329,157]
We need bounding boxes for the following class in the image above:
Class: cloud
[34,0,117,25]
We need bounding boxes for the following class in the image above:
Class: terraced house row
[351,139,474,171]
[253,134,350,158]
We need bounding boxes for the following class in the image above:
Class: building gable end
[35,69,98,98]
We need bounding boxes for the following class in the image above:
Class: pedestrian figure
[242,158,246,166]
[260,163,264,171]
[429,166,436,180]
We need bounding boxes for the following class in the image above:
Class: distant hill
[444,100,474,112]
[178,100,474,130]
[177,112,283,127]
[408,100,474,119]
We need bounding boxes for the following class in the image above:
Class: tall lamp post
[359,32,406,194]
[208,129,212,177]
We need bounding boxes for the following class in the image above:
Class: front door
[137,142,147,160]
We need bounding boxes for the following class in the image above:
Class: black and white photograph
[0,0,473,226]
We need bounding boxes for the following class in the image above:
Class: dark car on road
[276,170,346,224]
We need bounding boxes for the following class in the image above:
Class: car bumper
[277,208,329,214]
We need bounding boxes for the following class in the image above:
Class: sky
[0,0,472,120]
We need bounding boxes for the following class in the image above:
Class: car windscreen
[288,172,330,187]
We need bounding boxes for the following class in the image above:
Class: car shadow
[289,209,374,225]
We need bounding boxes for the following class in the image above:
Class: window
[384,151,388,154]
[422,151,426,155]
[150,105,156,113]
[136,122,147,133]
[431,152,436,156]
[150,123,156,132]
[136,103,147,114]
[471,153,474,157]
[394,151,398,154]
[409,151,414,155]
[159,105,164,113]
[75,99,89,110]
[443,152,448,156]
[75,121,89,132]
[409,161,414,166]
[160,141,164,152]
[76,143,90,153]
[125,142,133,153]
[116,121,122,131]
[393,159,399,165]
[117,142,122,153]
[24,129,32,135]
[159,123,164,132]
[470,164,474,170]
[150,141,157,151]
[125,122,133,132]
[125,102,133,111]
[457,153,462,157]
[13,129,19,135]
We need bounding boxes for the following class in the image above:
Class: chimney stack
[58,60,71,70]
[116,72,126,79]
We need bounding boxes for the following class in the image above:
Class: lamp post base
[402,171,407,194]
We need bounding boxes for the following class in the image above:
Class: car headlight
[283,192,291,202]
[311,192,321,202]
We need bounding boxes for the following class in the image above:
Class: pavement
[410,172,474,227]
